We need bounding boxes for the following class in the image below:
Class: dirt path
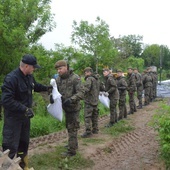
[82,101,165,170]
[29,100,165,170]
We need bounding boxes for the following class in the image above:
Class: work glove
[25,108,34,118]
[47,85,53,95]
[63,98,72,107]
[49,94,54,104]
[104,92,109,97]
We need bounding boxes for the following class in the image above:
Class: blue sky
[39,0,170,50]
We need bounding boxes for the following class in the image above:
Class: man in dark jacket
[103,68,119,127]
[1,54,52,169]
[81,67,100,138]
[55,60,84,157]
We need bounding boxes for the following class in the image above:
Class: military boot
[64,144,78,149]
[128,111,134,115]
[137,105,142,109]
[81,131,92,138]
[105,122,114,128]
[92,129,98,134]
[61,151,76,157]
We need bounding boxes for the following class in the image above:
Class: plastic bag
[47,79,63,121]
[99,92,110,108]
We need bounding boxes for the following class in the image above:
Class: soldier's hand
[47,85,53,95]
[25,108,34,118]
[50,94,54,104]
[63,98,72,107]
[104,92,109,97]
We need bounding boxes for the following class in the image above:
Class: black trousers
[2,115,30,160]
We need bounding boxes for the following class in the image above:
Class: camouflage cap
[133,68,138,70]
[117,69,122,72]
[84,67,93,72]
[127,66,133,70]
[55,60,67,68]
[103,68,110,72]
[147,67,151,70]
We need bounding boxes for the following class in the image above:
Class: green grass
[102,119,134,137]
[81,137,105,146]
[29,146,94,170]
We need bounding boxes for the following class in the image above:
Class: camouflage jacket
[126,73,136,92]
[116,76,127,96]
[56,70,84,112]
[104,74,119,99]
[134,72,143,87]
[83,74,99,106]
[142,73,152,87]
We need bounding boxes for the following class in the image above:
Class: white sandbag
[99,92,110,108]
[47,79,63,121]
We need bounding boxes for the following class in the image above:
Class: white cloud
[39,0,170,50]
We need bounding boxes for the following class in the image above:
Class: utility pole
[159,45,163,84]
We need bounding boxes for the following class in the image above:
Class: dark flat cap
[22,54,40,68]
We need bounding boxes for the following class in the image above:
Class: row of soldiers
[81,66,158,135]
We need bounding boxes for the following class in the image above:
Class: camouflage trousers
[84,103,99,133]
[136,86,143,106]
[149,84,153,101]
[144,86,151,105]
[128,91,136,112]
[109,98,118,123]
[65,111,80,154]
[153,83,157,99]
[118,95,127,119]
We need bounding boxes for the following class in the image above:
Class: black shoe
[128,111,134,115]
[118,117,122,121]
[137,106,142,109]
[64,144,68,148]
[64,144,78,149]
[81,132,92,138]
[105,122,114,128]
[61,151,76,157]
[92,130,98,134]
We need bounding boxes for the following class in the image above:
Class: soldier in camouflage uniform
[103,68,119,127]
[116,70,128,120]
[81,67,100,138]
[126,67,137,114]
[147,67,154,102]
[152,71,158,100]
[0,97,2,120]
[55,60,84,157]
[133,68,143,109]
[142,69,152,105]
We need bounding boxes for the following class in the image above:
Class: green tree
[141,44,160,67]
[112,34,143,58]
[0,0,55,76]
[71,17,117,72]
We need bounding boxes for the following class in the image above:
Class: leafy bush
[152,101,170,168]
[30,114,65,138]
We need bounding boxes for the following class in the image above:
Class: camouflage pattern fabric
[104,74,119,123]
[126,73,136,113]
[83,74,100,133]
[56,70,84,154]
[116,76,127,119]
